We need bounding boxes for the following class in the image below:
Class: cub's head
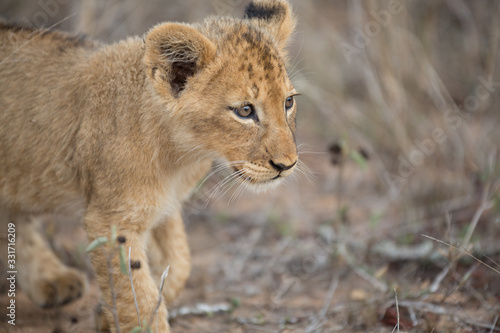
[144,0,298,191]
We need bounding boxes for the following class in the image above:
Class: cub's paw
[29,268,87,308]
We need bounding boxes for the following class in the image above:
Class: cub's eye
[234,104,255,118]
[285,96,295,111]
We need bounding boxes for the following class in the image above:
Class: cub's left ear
[244,0,296,50]
[144,23,216,98]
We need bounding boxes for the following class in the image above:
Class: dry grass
[1,0,500,332]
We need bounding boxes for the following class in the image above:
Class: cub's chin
[237,178,283,194]
[235,171,287,194]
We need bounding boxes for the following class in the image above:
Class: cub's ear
[244,0,296,50]
[144,23,216,97]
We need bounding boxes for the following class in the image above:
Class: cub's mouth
[232,165,289,184]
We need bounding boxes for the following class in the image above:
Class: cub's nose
[269,160,297,172]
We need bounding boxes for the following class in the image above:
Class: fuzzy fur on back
[0,1,298,331]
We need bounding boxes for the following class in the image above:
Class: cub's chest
[153,159,213,221]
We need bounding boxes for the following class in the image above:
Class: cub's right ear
[144,23,216,98]
[244,0,296,51]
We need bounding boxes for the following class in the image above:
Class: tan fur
[0,1,297,331]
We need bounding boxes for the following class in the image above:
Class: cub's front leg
[149,211,191,305]
[84,208,170,333]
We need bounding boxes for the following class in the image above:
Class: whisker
[219,177,243,204]
[296,160,317,183]
[203,166,250,205]
[228,170,253,204]
[288,169,301,184]
[194,161,247,194]
[288,37,305,75]
[298,151,329,155]
[228,182,241,204]
[225,179,243,204]
[297,143,310,150]
[211,169,247,202]
[207,168,245,198]
[297,144,325,155]
[175,145,202,164]
[195,152,216,165]
[289,67,314,82]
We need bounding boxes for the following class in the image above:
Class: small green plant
[230,297,241,309]
[350,149,368,170]
[369,211,383,228]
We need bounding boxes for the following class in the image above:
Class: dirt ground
[1,0,500,332]
[1,147,499,333]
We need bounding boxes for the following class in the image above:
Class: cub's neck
[81,37,212,176]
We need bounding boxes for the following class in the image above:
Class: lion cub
[0,0,298,331]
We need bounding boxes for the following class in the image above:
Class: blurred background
[1,0,499,332]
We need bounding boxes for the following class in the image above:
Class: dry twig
[462,183,494,250]
[422,235,500,275]
[142,266,170,333]
[391,289,400,333]
[304,274,339,332]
